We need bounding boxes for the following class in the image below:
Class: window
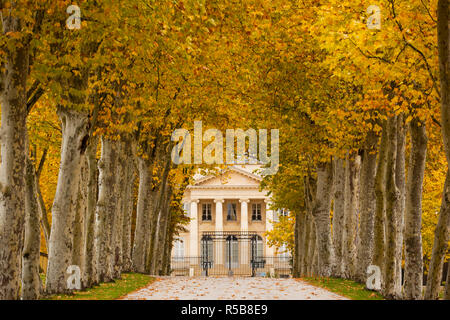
[202,203,212,221]
[280,209,289,217]
[173,238,184,258]
[252,203,262,221]
[227,203,237,221]
[273,208,289,222]
[225,235,239,268]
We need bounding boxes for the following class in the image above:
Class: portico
[172,165,288,276]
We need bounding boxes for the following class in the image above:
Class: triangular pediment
[193,167,262,187]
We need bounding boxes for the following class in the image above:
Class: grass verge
[299,277,384,300]
[41,273,155,300]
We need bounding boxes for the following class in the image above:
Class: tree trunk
[83,136,98,287]
[383,116,402,299]
[95,138,119,282]
[308,217,317,276]
[302,211,312,276]
[144,188,159,274]
[111,140,128,279]
[438,0,450,164]
[445,262,450,300]
[162,224,174,276]
[426,0,450,300]
[293,211,304,278]
[154,187,172,275]
[36,179,50,250]
[71,157,87,287]
[293,212,300,277]
[312,162,335,277]
[343,155,360,279]
[395,114,406,294]
[21,156,41,300]
[355,131,378,283]
[122,141,136,273]
[403,118,427,300]
[312,233,319,276]
[132,157,153,272]
[332,158,345,277]
[302,175,315,276]
[148,153,172,274]
[0,16,29,300]
[424,171,450,299]
[46,108,89,294]
[373,121,388,282]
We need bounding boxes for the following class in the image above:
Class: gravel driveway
[122,277,348,300]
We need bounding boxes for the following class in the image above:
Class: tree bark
[46,108,89,294]
[147,151,172,274]
[373,121,388,282]
[302,211,312,276]
[95,138,119,282]
[71,157,88,287]
[383,116,402,299]
[445,261,450,299]
[302,175,315,276]
[343,155,360,279]
[111,140,128,278]
[424,171,450,299]
[332,158,345,277]
[403,118,427,300]
[154,186,172,275]
[83,136,98,287]
[438,0,450,164]
[395,114,406,294]
[355,131,378,283]
[308,217,317,276]
[144,187,160,274]
[0,15,29,300]
[122,141,136,273]
[36,179,50,250]
[32,149,50,251]
[162,221,174,276]
[132,157,153,272]
[293,211,304,278]
[312,162,335,277]
[425,0,450,300]
[21,156,41,300]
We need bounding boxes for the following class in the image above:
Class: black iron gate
[170,231,292,277]
[200,231,268,277]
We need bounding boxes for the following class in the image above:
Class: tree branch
[36,148,48,179]
[26,86,44,115]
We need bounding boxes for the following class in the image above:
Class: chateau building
[171,165,291,276]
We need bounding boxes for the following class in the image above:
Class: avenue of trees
[0,0,449,300]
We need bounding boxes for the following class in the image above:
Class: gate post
[251,235,257,277]
[201,236,209,276]
[227,237,233,276]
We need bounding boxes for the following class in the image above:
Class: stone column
[189,199,199,258]
[239,198,250,265]
[265,199,275,257]
[214,199,224,264]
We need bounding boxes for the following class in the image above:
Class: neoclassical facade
[172,165,290,276]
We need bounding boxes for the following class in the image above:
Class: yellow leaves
[5,31,21,39]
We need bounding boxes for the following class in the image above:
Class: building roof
[190,165,263,188]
